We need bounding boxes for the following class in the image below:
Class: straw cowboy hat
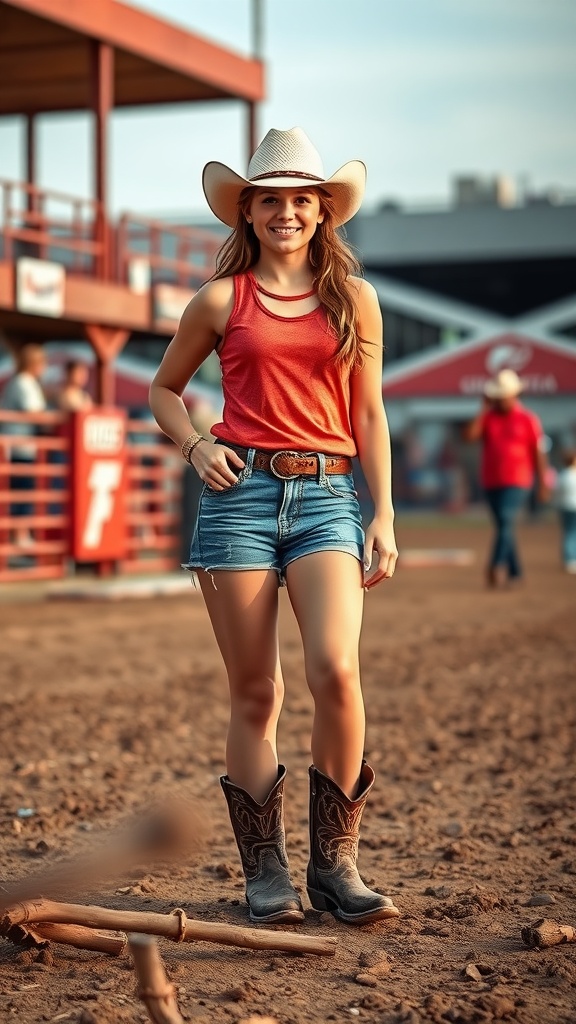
[484,368,524,399]
[202,127,366,228]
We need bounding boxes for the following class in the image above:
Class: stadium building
[345,179,576,506]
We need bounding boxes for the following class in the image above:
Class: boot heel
[307,886,336,912]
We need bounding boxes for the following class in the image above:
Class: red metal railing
[120,417,184,576]
[0,411,185,583]
[0,179,104,276]
[0,410,70,581]
[116,213,221,289]
[0,179,221,287]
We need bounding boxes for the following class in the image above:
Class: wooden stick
[129,934,184,1024]
[32,922,127,955]
[1,919,126,955]
[521,918,576,949]
[1,899,337,957]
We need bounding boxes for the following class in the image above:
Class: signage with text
[70,409,128,562]
[16,257,65,317]
[383,333,576,397]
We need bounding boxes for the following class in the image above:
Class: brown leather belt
[226,445,352,480]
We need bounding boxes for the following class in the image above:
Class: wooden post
[90,40,114,279]
[25,114,37,201]
[83,325,130,406]
[247,0,263,159]
[24,115,40,257]
[247,101,257,160]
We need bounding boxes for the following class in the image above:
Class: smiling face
[246,186,324,255]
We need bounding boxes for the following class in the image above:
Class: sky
[0,0,575,218]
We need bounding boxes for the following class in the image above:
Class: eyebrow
[258,188,316,196]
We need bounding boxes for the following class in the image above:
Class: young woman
[149,127,399,926]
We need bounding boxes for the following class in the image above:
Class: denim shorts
[184,447,364,585]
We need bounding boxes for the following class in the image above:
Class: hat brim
[202,159,367,228]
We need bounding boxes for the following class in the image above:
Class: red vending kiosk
[70,409,128,563]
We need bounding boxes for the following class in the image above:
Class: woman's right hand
[190,441,245,490]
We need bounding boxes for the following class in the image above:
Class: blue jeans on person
[185,447,364,586]
[559,509,576,567]
[484,486,530,579]
[9,455,35,517]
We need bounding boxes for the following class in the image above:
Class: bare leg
[197,568,303,923]
[197,568,283,803]
[285,551,365,799]
[286,552,399,923]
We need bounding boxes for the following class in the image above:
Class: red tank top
[210,272,357,456]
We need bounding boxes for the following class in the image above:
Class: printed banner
[383,333,576,397]
[70,409,128,562]
[16,257,65,317]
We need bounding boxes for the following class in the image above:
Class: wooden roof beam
[4,0,264,102]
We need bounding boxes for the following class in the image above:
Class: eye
[261,195,277,204]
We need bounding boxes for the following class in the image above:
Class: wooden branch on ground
[521,918,576,949]
[1,899,337,957]
[32,922,127,955]
[129,933,184,1024]
[0,919,124,955]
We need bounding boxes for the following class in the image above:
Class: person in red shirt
[464,369,549,587]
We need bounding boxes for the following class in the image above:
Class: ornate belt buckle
[270,450,301,479]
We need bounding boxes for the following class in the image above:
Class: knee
[230,673,284,727]
[307,656,360,708]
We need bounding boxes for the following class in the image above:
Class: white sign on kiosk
[16,257,65,317]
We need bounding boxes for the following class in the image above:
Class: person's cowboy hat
[484,368,524,399]
[202,127,366,229]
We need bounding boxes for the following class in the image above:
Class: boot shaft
[308,763,374,872]
[221,766,289,880]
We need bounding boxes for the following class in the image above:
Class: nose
[276,199,296,220]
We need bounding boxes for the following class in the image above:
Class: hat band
[249,170,325,182]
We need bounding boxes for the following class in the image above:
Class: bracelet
[181,432,207,464]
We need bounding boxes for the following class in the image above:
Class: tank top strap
[232,272,254,316]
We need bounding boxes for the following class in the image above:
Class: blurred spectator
[463,369,549,588]
[45,359,93,514]
[554,449,576,574]
[0,343,47,547]
[55,359,93,412]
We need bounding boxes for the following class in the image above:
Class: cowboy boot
[221,765,304,924]
[307,762,400,924]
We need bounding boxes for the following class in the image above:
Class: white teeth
[271,227,299,234]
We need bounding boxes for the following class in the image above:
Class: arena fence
[121,416,184,577]
[0,178,221,286]
[0,410,184,584]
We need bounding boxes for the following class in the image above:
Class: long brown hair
[211,186,366,369]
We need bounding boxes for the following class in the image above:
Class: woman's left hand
[363,516,398,590]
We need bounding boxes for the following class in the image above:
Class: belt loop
[317,452,327,485]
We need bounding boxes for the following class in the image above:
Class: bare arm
[149,279,244,489]
[349,279,397,588]
[462,398,489,442]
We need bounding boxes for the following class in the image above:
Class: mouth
[269,227,301,236]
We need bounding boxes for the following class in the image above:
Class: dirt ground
[0,518,575,1024]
